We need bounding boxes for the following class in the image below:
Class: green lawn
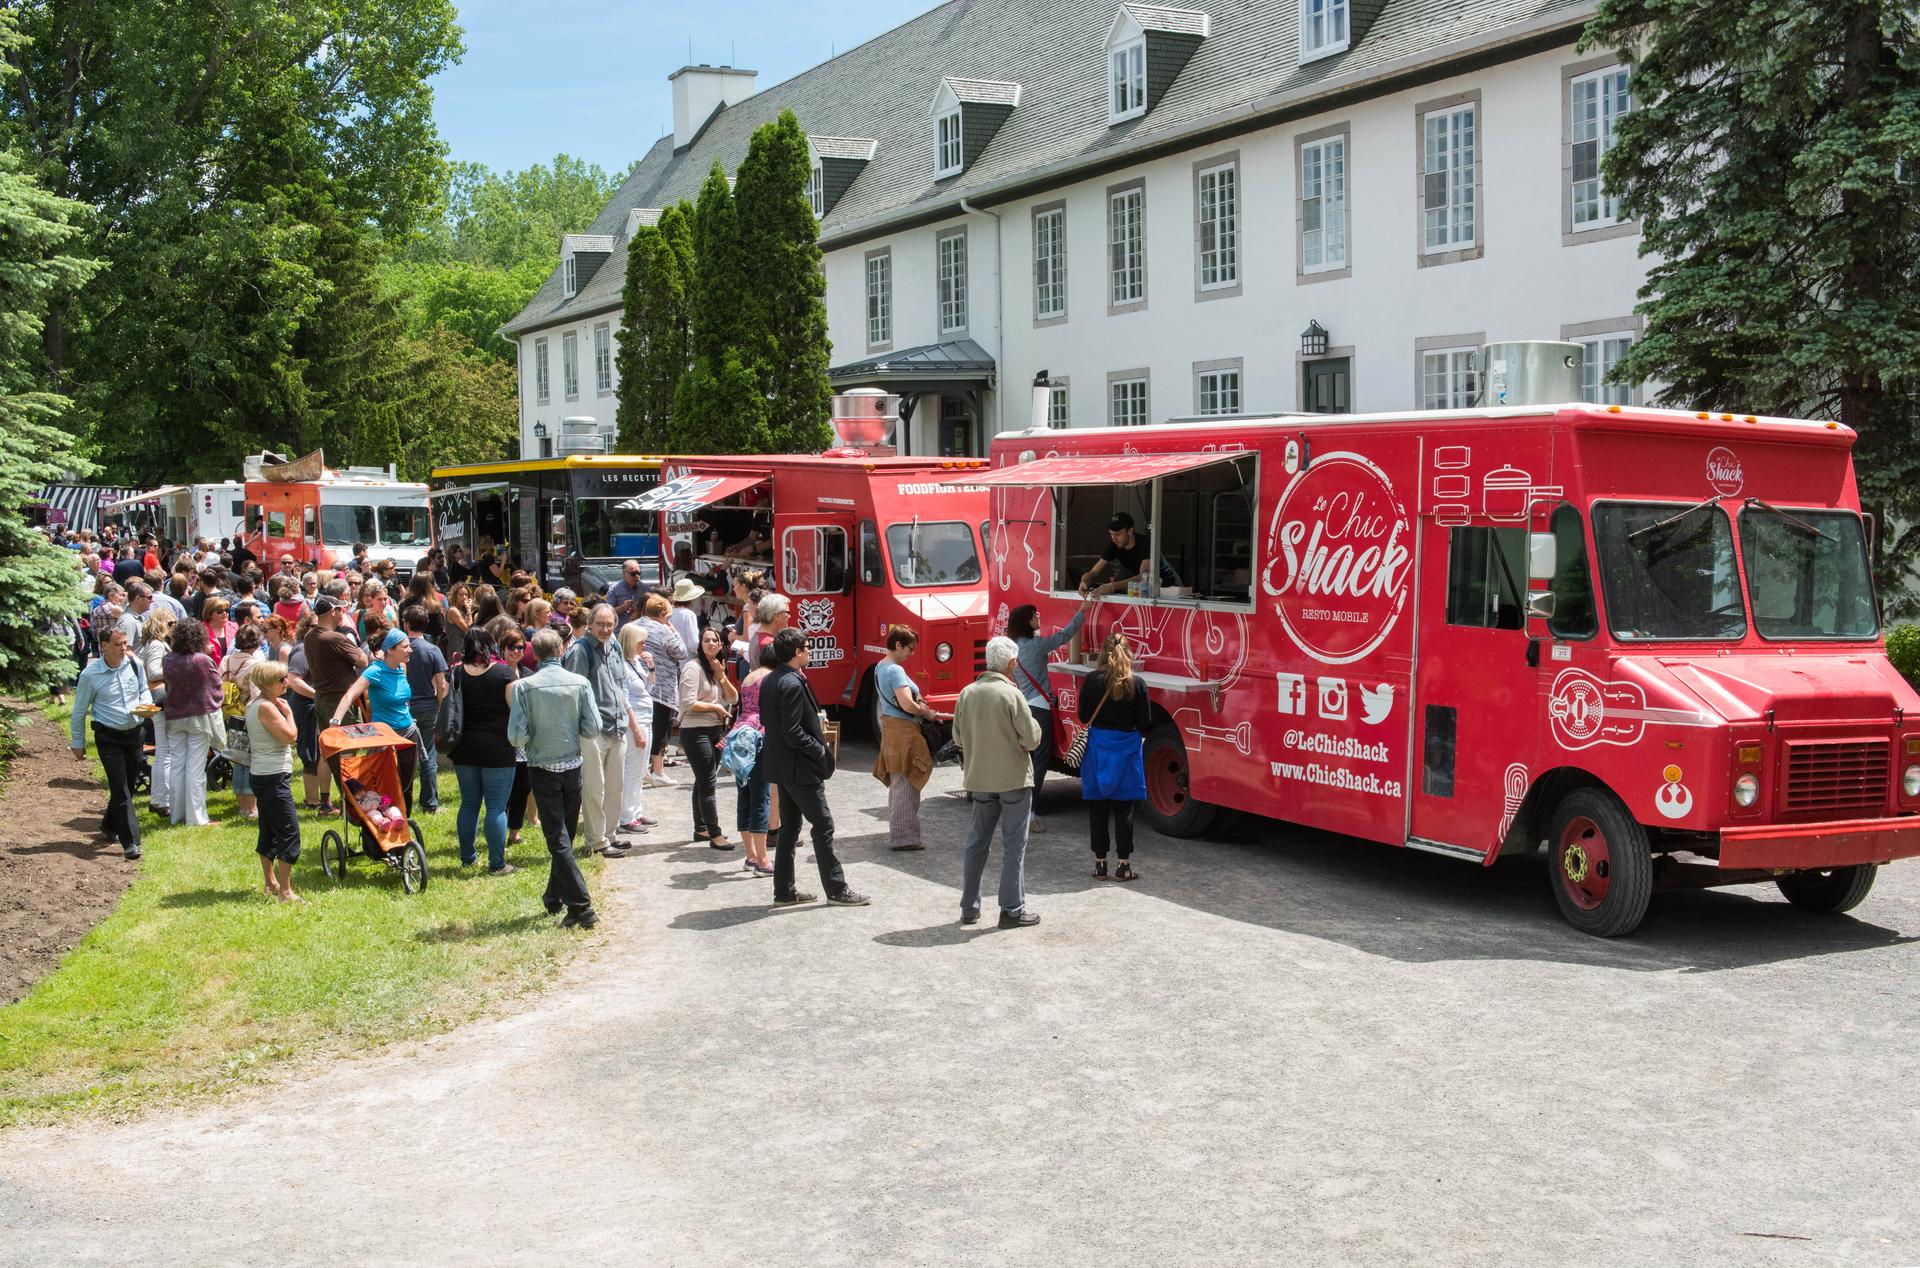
[0,729,600,1128]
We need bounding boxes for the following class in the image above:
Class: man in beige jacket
[951,635,1044,928]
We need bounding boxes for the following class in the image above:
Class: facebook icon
[1276,671,1306,716]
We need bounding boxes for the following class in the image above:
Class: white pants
[149,712,176,812]
[578,730,625,853]
[168,717,213,827]
[621,720,651,825]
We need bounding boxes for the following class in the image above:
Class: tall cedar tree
[672,165,771,452]
[732,111,834,453]
[0,13,104,693]
[1583,1,1920,605]
[615,203,694,452]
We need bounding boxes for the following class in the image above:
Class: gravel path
[3,740,1917,1265]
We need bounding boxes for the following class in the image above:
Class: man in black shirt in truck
[1078,512,1180,596]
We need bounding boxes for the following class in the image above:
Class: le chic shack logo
[1261,452,1412,665]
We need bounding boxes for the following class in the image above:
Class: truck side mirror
[1528,531,1557,583]
[1527,590,1558,621]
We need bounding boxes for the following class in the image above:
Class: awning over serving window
[945,451,1243,488]
[617,473,767,514]
[102,485,188,512]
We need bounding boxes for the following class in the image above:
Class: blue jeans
[961,788,1032,918]
[737,765,771,833]
[409,699,442,810]
[454,763,516,870]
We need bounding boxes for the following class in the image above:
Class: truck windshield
[378,506,430,547]
[1739,507,1878,639]
[1593,502,1746,640]
[886,521,982,587]
[321,504,376,547]
[575,496,656,560]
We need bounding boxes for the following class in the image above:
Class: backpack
[220,678,247,720]
[720,723,762,786]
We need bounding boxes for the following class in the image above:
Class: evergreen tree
[672,165,771,452]
[733,111,834,454]
[1583,1,1920,602]
[615,202,694,453]
[0,13,104,694]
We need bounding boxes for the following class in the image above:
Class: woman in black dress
[447,625,521,874]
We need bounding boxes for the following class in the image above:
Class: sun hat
[671,577,704,603]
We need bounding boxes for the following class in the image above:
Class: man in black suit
[758,628,870,908]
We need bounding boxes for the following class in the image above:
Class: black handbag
[436,669,465,752]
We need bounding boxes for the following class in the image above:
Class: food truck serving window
[1593,501,1745,641]
[575,497,656,560]
[886,522,982,587]
[1738,507,1877,640]
[1048,455,1257,606]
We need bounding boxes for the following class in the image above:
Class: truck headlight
[1904,764,1920,798]
[1733,773,1760,808]
[934,642,953,663]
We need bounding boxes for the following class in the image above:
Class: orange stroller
[317,722,429,893]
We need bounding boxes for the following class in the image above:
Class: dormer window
[562,255,578,299]
[806,162,824,217]
[935,109,963,177]
[1110,41,1146,121]
[1300,0,1349,61]
[1103,6,1208,127]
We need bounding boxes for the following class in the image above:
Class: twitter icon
[1359,683,1394,726]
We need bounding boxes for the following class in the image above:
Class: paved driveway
[3,741,1917,1266]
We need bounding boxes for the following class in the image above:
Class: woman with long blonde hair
[1077,631,1152,881]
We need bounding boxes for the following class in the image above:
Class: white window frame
[562,255,577,299]
[1420,99,1479,258]
[1299,134,1348,275]
[1048,383,1070,427]
[1108,183,1145,312]
[1109,40,1146,123]
[593,322,613,395]
[937,229,968,334]
[865,249,892,350]
[806,162,825,218]
[561,331,580,402]
[1196,159,1239,294]
[1576,332,1636,406]
[533,337,550,406]
[935,110,963,178]
[1196,366,1241,416]
[1033,204,1067,323]
[1109,374,1149,427]
[1300,0,1350,61]
[1570,65,1631,230]
[1419,347,1480,409]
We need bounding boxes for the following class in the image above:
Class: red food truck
[967,352,1920,935]
[623,405,992,719]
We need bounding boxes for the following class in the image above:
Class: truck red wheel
[1546,788,1652,937]
[1141,725,1220,838]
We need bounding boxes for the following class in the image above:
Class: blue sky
[431,0,942,175]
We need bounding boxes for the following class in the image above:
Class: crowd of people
[49,518,1159,929]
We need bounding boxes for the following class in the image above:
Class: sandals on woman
[1093,858,1108,880]
[1115,861,1141,882]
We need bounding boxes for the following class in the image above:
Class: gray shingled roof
[563,233,615,253]
[1123,4,1211,36]
[502,0,1594,339]
[943,76,1025,106]
[810,136,880,161]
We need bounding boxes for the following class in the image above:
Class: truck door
[781,515,855,703]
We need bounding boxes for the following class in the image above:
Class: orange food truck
[967,343,1920,936]
[620,394,992,721]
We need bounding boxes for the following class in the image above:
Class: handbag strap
[1013,658,1056,709]
[1084,686,1110,730]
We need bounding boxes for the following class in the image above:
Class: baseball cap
[312,595,338,615]
[1107,511,1135,532]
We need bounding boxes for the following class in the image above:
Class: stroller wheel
[320,829,346,882]
[400,835,429,895]
[207,755,232,791]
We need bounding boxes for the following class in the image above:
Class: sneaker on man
[997,908,1040,929]
[827,890,872,907]
[600,842,633,858]
[643,773,676,789]
[773,891,819,906]
[561,909,599,929]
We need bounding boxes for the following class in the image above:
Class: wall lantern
[532,421,549,439]
[1301,319,1329,358]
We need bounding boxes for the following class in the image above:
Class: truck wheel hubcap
[1147,745,1186,817]
[1558,816,1611,910]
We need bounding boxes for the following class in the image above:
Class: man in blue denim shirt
[508,628,601,928]
[70,623,154,860]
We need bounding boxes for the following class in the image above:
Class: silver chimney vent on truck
[1480,341,1584,407]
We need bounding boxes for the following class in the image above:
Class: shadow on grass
[414,913,550,943]
[159,887,261,909]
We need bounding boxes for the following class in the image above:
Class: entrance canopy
[617,473,767,515]
[945,451,1242,488]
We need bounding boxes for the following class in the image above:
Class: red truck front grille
[1783,739,1889,819]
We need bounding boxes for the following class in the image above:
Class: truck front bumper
[1718,815,1920,870]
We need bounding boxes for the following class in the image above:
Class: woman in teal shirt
[328,629,422,813]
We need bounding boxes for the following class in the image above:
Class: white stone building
[502,0,1646,459]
